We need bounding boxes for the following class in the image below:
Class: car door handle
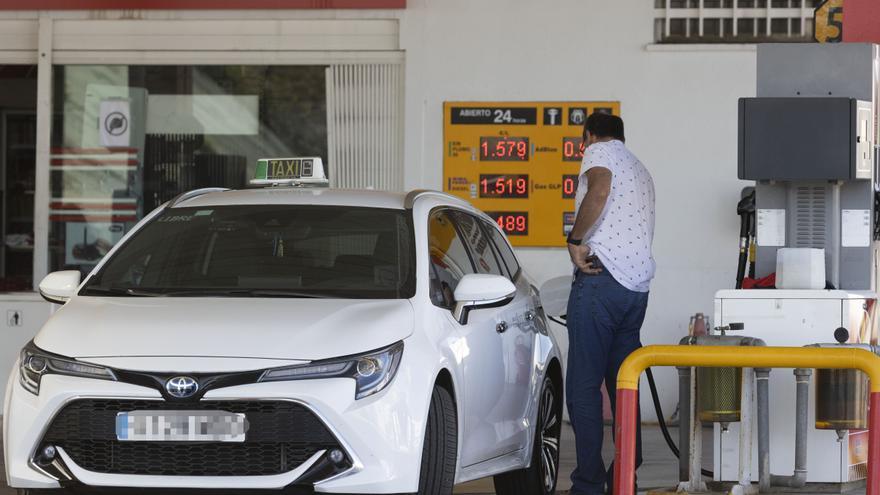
[496,321,508,334]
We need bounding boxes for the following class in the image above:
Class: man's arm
[567,166,612,273]
[570,167,612,240]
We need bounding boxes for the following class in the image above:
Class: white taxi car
[3,158,563,495]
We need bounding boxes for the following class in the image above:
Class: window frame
[478,216,522,282]
[448,210,507,279]
[426,207,478,310]
[426,205,523,286]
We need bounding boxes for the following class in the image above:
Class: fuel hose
[548,316,713,478]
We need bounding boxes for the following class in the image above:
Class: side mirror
[539,275,573,318]
[453,274,516,324]
[39,271,81,304]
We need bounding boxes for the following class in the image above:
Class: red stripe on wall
[50,203,138,210]
[843,0,880,43]
[51,147,139,155]
[49,215,138,222]
[50,159,139,166]
[0,0,404,9]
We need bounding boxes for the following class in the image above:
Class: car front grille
[41,399,340,476]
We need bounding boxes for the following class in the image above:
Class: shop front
[0,3,406,403]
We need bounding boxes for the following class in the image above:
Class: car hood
[35,296,414,362]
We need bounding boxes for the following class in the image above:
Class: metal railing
[612,345,880,495]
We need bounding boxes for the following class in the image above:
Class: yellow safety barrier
[612,345,880,495]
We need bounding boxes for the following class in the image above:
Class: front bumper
[3,357,430,494]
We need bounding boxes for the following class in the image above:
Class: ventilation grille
[793,186,826,249]
[42,399,339,476]
[326,64,403,191]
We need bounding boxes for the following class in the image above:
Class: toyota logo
[165,376,199,399]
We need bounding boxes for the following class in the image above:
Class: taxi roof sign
[251,157,329,187]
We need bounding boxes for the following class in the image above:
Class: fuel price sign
[443,101,621,247]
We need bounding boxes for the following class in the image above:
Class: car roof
[171,187,472,211]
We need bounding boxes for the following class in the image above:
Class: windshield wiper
[81,287,334,298]
[155,288,332,298]
[245,289,334,299]
[79,287,163,297]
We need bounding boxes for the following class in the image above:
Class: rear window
[80,205,416,299]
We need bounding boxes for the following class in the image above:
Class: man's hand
[568,244,603,274]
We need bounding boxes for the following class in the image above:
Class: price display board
[443,101,621,247]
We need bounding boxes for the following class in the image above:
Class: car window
[482,220,521,280]
[428,210,475,309]
[80,205,416,299]
[450,211,505,277]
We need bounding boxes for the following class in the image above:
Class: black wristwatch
[566,234,583,246]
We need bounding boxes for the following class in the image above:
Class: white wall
[399,0,757,419]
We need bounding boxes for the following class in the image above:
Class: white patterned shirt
[575,140,656,292]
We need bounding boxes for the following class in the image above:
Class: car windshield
[80,205,416,299]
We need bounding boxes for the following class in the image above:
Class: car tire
[417,385,457,495]
[493,376,562,495]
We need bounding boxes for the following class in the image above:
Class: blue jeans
[566,268,648,495]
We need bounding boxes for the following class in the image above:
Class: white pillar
[32,14,52,290]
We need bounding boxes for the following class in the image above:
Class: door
[435,209,534,466]
[428,208,498,466]
[468,214,537,458]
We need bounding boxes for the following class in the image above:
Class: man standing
[565,112,656,495]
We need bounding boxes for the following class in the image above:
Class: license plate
[116,411,248,442]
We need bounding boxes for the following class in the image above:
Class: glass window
[80,205,415,299]
[704,18,721,37]
[428,210,475,309]
[449,211,505,277]
[0,66,37,292]
[657,0,814,43]
[483,221,521,280]
[50,65,327,277]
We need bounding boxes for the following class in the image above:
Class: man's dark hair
[583,112,625,142]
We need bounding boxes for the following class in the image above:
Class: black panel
[738,97,856,181]
[42,399,339,476]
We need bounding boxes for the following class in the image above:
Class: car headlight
[19,341,116,396]
[259,342,404,400]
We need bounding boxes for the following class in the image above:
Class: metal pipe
[677,365,691,483]
[678,336,706,492]
[869,392,880,495]
[615,346,880,392]
[767,368,811,489]
[689,335,765,347]
[755,368,771,492]
[738,368,755,491]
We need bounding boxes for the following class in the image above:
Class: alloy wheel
[539,382,561,493]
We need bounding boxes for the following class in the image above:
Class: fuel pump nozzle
[736,188,756,289]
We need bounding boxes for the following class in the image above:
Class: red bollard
[869,392,880,495]
[613,388,639,495]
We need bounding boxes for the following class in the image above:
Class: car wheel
[493,376,562,495]
[418,385,457,495]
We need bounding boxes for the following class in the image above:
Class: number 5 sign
[814,0,843,43]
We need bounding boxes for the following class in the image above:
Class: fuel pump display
[443,101,620,247]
